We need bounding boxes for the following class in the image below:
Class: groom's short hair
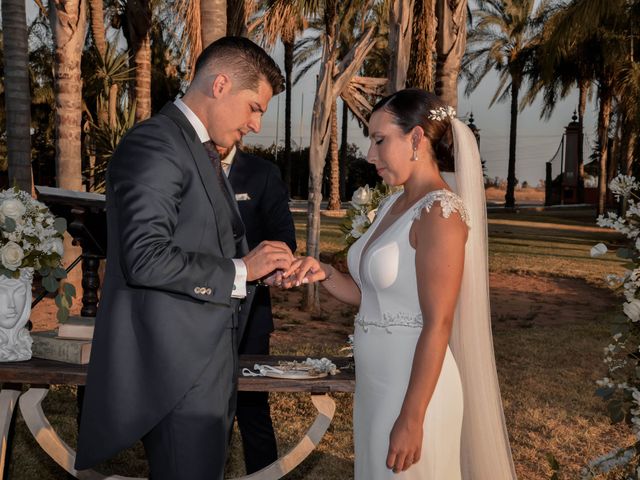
[194,37,284,95]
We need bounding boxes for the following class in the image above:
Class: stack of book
[31,316,95,364]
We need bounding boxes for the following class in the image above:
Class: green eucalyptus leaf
[52,267,67,279]
[39,266,51,277]
[42,275,58,293]
[53,217,67,234]
[3,217,16,232]
[56,307,69,323]
[63,283,76,298]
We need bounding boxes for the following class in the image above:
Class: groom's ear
[211,73,232,98]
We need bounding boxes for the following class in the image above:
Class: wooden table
[0,355,355,480]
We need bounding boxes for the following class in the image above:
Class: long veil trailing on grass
[449,118,518,479]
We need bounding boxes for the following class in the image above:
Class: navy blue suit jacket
[228,149,296,341]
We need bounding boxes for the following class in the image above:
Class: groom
[75,37,293,480]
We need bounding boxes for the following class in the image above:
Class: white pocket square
[235,193,251,201]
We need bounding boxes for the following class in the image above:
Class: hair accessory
[428,106,456,121]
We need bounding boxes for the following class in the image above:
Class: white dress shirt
[174,98,247,298]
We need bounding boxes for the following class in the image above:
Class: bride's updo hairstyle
[371,88,455,171]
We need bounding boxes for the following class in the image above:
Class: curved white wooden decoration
[18,387,143,480]
[235,394,336,480]
[18,388,336,480]
[0,388,21,476]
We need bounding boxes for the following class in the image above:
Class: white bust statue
[0,269,33,361]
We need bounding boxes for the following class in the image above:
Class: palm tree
[387,0,413,93]
[292,7,362,212]
[464,0,549,208]
[406,0,436,90]
[126,0,152,121]
[522,7,595,202]
[50,0,88,296]
[256,0,308,195]
[2,0,33,193]
[88,0,107,59]
[305,0,376,308]
[201,0,227,47]
[542,0,633,214]
[435,0,468,108]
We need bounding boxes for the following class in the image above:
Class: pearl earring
[412,147,418,161]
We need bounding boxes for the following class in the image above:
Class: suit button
[233,284,237,291]
[194,287,201,294]
[206,288,212,295]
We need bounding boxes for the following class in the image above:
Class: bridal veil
[449,118,517,479]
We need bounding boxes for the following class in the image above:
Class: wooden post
[545,162,552,206]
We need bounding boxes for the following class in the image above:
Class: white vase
[0,268,33,362]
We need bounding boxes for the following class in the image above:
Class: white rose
[0,241,25,271]
[50,238,64,256]
[624,299,640,322]
[0,198,26,221]
[351,185,372,207]
[590,243,608,257]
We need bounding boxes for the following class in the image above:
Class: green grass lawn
[4,206,632,479]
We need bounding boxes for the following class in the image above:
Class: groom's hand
[243,241,294,281]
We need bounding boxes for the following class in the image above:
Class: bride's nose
[366,145,376,164]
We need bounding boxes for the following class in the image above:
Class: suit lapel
[159,102,236,257]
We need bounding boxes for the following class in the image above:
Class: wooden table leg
[0,385,22,479]
[18,387,144,480]
[232,393,337,480]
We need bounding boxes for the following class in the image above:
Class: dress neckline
[359,189,452,262]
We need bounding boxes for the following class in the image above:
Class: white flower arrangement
[585,175,640,478]
[0,188,75,321]
[341,183,401,249]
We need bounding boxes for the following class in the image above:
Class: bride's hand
[281,257,329,288]
[386,414,423,473]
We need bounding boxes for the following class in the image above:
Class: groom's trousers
[142,324,239,480]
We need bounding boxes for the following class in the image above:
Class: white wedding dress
[347,189,470,479]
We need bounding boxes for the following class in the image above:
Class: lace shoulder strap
[411,189,471,227]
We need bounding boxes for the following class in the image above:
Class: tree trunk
[89,0,107,59]
[596,84,612,216]
[201,0,226,48]
[407,0,436,90]
[2,0,33,193]
[50,0,87,299]
[305,2,376,309]
[339,101,349,200]
[387,0,414,94]
[505,80,519,209]
[435,0,467,109]
[134,32,152,122]
[283,38,294,193]
[577,79,588,203]
[126,0,152,122]
[328,101,341,210]
[109,84,118,127]
[226,0,246,36]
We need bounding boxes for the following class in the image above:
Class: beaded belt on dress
[354,312,423,332]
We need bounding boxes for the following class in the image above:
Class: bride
[282,89,517,479]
